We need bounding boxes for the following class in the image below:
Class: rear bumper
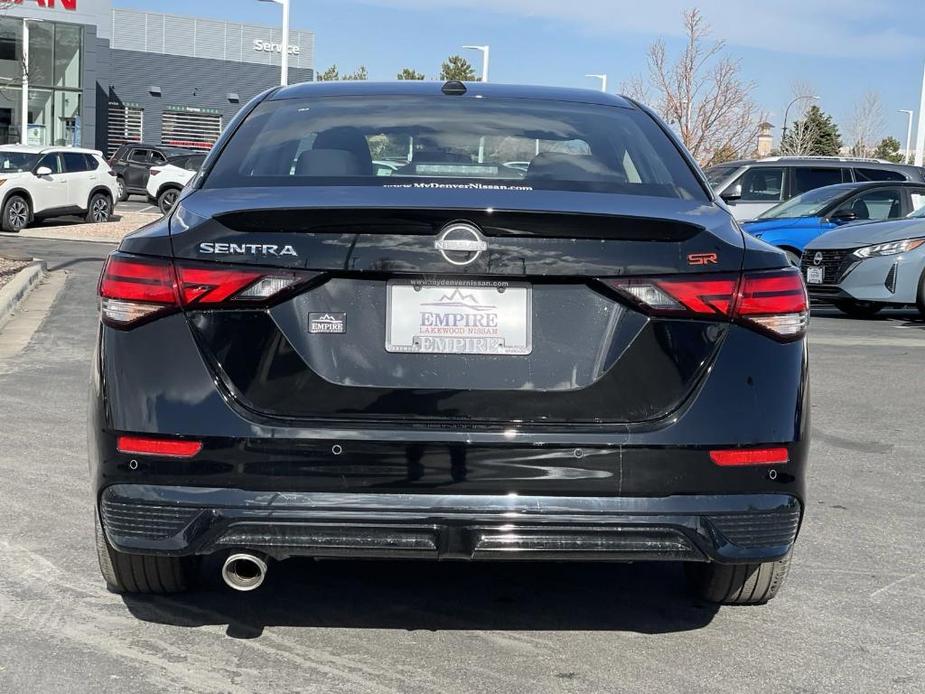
[100,485,802,564]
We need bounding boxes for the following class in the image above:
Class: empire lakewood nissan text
[91,81,809,604]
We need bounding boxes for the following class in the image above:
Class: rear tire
[116,177,127,202]
[916,269,925,319]
[833,299,883,319]
[2,195,30,232]
[85,193,112,224]
[95,512,195,594]
[157,187,180,215]
[686,553,791,605]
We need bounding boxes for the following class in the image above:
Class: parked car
[91,81,810,604]
[741,181,925,264]
[0,145,118,232]
[146,153,206,214]
[802,207,925,318]
[706,156,925,220]
[108,143,196,201]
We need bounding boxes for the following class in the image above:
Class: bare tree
[778,82,819,156]
[623,9,764,167]
[846,91,884,158]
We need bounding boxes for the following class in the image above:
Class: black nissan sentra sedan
[90,81,809,604]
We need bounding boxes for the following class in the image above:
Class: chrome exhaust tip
[221,552,268,592]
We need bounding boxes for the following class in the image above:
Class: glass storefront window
[27,88,54,146]
[54,91,80,145]
[0,18,83,146]
[0,20,23,84]
[0,87,23,144]
[54,23,81,89]
[28,21,54,88]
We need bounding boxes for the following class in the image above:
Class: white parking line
[810,336,925,348]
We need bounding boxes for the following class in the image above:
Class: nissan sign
[253,39,301,56]
[9,0,78,9]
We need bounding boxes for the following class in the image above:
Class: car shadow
[121,559,720,638]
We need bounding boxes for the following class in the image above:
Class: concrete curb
[0,259,47,331]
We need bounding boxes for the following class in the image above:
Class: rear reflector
[709,447,789,466]
[116,435,203,458]
[604,268,808,341]
[98,253,312,328]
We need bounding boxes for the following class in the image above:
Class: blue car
[742,181,925,264]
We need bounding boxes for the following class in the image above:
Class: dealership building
[0,0,314,154]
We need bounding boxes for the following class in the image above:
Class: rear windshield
[204,95,706,200]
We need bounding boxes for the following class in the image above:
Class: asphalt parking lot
[0,236,922,693]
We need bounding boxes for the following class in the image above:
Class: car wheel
[916,269,925,319]
[157,188,180,215]
[116,178,127,202]
[1,195,30,233]
[95,511,196,594]
[832,299,883,319]
[685,553,791,605]
[86,193,113,224]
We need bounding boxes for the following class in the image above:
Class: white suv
[146,152,205,215]
[0,145,119,232]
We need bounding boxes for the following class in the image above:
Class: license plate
[806,266,824,284]
[385,280,532,355]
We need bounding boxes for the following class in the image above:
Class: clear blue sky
[115,0,925,145]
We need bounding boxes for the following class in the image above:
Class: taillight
[604,268,808,341]
[735,270,808,339]
[709,447,789,466]
[99,256,177,326]
[98,253,311,328]
[117,435,202,458]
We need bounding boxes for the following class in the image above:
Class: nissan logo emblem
[434,222,488,266]
[813,252,823,266]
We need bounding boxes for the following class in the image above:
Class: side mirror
[720,184,742,203]
[830,210,857,224]
[34,166,52,177]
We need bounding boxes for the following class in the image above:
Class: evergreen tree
[780,105,842,156]
[397,68,425,80]
[342,66,368,81]
[317,65,339,81]
[439,55,477,81]
[872,136,904,163]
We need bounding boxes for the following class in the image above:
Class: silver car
[802,209,925,318]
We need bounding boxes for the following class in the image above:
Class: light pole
[899,109,915,164]
[585,74,608,92]
[781,94,819,148]
[462,45,490,82]
[258,0,291,86]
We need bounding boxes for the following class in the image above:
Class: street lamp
[462,45,490,82]
[258,0,291,86]
[585,74,608,92]
[899,109,915,164]
[781,94,819,148]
